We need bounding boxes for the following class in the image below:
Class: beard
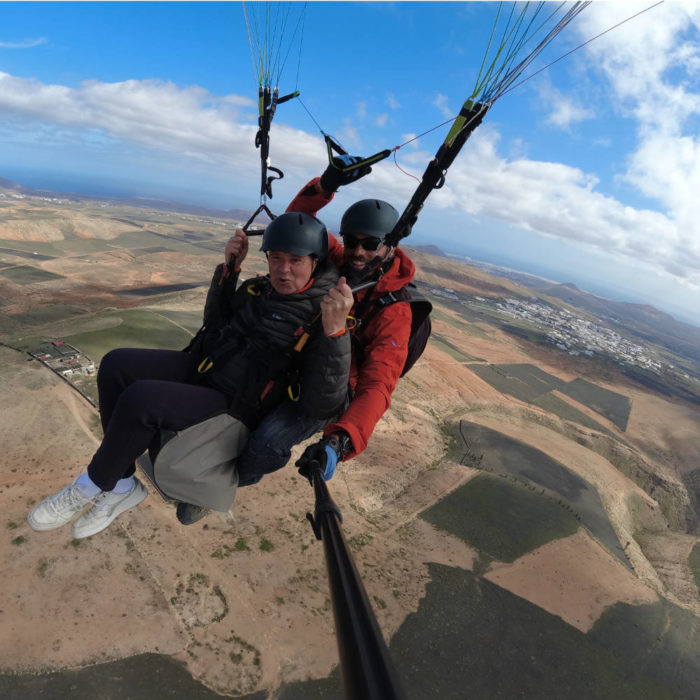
[344,265,373,287]
[343,253,386,286]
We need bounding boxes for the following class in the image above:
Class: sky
[1,1,699,326]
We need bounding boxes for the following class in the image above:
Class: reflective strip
[198,358,213,374]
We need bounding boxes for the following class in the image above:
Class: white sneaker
[71,479,147,539]
[28,482,96,531]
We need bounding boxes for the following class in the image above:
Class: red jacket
[287,179,415,459]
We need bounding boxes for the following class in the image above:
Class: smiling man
[27,212,353,535]
[295,195,415,468]
[233,168,417,486]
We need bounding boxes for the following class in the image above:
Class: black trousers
[86,348,229,492]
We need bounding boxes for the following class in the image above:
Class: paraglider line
[394,115,458,150]
[392,151,421,184]
[496,0,665,102]
[294,1,308,91]
[296,96,325,135]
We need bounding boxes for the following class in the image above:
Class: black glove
[296,433,351,482]
[319,154,372,195]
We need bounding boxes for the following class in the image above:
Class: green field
[109,229,212,254]
[151,309,204,332]
[62,309,198,362]
[468,362,631,434]
[533,392,616,438]
[430,302,493,340]
[420,472,580,562]
[425,304,465,330]
[0,237,66,257]
[560,378,632,431]
[389,564,691,699]
[0,265,65,284]
[451,420,630,566]
[2,568,694,700]
[9,304,85,326]
[468,362,559,403]
[429,332,483,362]
[588,597,700,696]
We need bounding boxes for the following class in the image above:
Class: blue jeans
[236,400,329,486]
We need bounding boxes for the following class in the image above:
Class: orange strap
[326,327,347,338]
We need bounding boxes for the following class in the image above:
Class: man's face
[267,251,317,294]
[342,233,387,274]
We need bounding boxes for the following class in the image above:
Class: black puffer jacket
[188,259,350,429]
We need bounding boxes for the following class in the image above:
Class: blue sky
[1,2,699,326]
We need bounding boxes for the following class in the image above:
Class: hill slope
[1,196,699,697]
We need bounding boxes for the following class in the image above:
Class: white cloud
[433,92,452,119]
[0,37,47,49]
[1,0,698,302]
[387,93,400,109]
[576,2,700,235]
[365,124,698,290]
[537,83,595,129]
[0,71,325,191]
[545,96,595,129]
[376,113,389,127]
[508,138,528,160]
[0,73,272,163]
[365,1,697,296]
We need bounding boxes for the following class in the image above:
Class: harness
[196,278,321,413]
[351,283,432,377]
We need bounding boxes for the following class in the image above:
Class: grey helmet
[339,199,399,241]
[261,212,328,258]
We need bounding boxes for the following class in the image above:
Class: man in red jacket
[235,159,416,483]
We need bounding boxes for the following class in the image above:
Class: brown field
[1,195,699,695]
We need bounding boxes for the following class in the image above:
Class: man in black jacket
[27,212,352,539]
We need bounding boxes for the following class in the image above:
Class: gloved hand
[297,434,345,481]
[319,154,372,195]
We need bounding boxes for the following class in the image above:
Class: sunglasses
[342,234,383,251]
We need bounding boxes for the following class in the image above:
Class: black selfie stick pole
[306,468,406,700]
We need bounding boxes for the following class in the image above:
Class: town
[427,285,685,378]
[494,296,669,371]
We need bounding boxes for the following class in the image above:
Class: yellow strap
[294,332,310,352]
[198,357,213,374]
[287,383,300,402]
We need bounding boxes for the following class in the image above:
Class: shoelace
[85,491,115,514]
[51,484,91,514]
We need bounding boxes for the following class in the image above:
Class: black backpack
[353,283,432,377]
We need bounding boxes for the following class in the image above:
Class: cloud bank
[0,72,323,176]
[376,2,700,291]
[0,1,697,299]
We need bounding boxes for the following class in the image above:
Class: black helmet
[261,212,328,258]
[339,199,399,241]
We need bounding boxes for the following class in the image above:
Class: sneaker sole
[71,482,148,539]
[27,509,84,532]
[27,501,92,532]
